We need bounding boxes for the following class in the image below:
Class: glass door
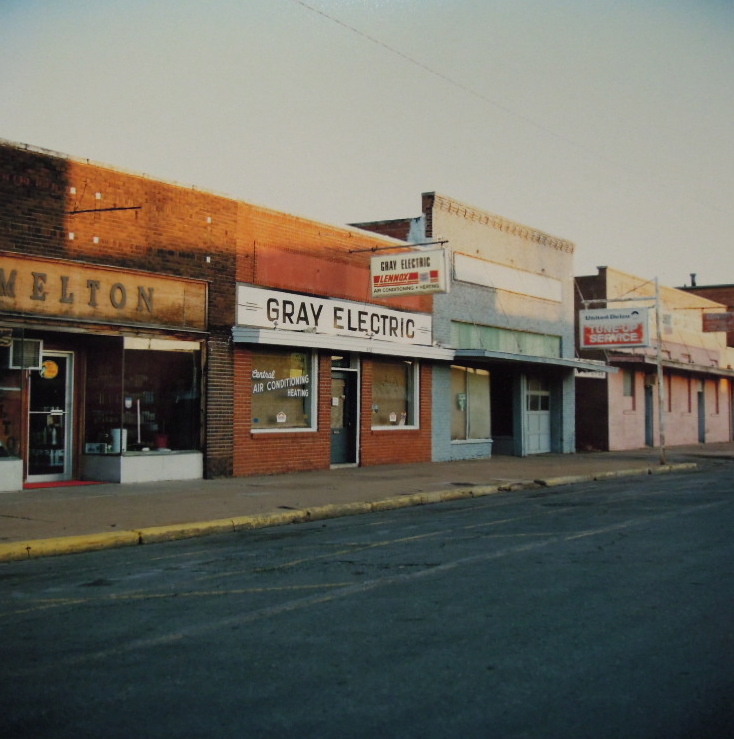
[331,370,357,465]
[27,352,74,482]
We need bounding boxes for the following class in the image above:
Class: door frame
[330,368,359,466]
[26,350,75,483]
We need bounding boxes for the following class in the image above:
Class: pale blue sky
[2,0,733,287]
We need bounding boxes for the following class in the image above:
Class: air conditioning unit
[8,338,43,370]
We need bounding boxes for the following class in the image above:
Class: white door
[526,377,551,454]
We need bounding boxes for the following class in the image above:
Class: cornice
[432,194,575,254]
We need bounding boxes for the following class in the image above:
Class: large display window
[371,358,418,428]
[0,367,22,458]
[451,365,491,441]
[251,349,315,431]
[84,338,201,453]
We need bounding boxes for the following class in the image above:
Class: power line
[287,0,733,221]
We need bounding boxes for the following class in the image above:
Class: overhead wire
[287,0,733,222]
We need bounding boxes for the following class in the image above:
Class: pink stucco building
[575,267,734,451]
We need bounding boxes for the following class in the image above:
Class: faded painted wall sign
[0,253,207,330]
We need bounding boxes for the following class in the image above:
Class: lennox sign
[370,248,447,297]
[579,308,651,349]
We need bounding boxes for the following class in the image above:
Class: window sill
[371,425,419,431]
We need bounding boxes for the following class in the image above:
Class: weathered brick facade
[1,140,440,484]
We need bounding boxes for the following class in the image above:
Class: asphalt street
[1,465,732,738]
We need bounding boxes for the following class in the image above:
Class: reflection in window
[84,339,201,453]
[251,350,314,430]
[372,358,417,427]
[123,350,201,451]
[451,365,491,440]
[0,368,22,457]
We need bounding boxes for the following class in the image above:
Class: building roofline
[424,192,575,253]
[0,137,409,247]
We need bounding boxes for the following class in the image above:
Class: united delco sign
[370,248,447,297]
[237,285,433,346]
[579,308,651,349]
[0,253,207,330]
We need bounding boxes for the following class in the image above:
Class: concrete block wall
[431,364,493,462]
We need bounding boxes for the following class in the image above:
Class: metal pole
[655,278,667,464]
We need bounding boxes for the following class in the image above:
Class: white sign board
[371,249,447,297]
[579,308,651,349]
[237,285,433,346]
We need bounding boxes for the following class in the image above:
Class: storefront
[442,351,607,459]
[231,284,453,476]
[0,252,208,490]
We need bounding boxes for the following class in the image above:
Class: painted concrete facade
[355,192,604,460]
[575,267,734,451]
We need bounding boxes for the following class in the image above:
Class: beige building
[575,267,734,450]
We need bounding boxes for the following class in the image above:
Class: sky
[1,0,733,288]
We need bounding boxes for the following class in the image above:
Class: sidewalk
[1,443,732,562]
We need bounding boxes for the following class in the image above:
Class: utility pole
[582,279,667,465]
[655,278,667,464]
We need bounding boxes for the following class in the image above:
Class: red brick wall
[233,350,332,475]
[682,285,734,348]
[235,201,432,314]
[1,142,436,479]
[232,351,433,475]
[0,143,238,478]
[350,218,414,242]
[359,360,433,466]
[0,146,238,330]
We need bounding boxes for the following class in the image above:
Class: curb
[0,463,699,563]
[535,462,697,488]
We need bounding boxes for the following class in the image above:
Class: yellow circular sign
[40,360,59,379]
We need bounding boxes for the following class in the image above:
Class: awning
[611,354,734,379]
[454,348,616,373]
[232,326,455,361]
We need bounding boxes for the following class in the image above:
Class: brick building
[0,141,449,491]
[679,279,734,348]
[355,193,609,459]
[575,267,734,451]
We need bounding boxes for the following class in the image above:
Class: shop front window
[451,365,491,441]
[251,350,315,431]
[0,368,22,458]
[371,358,417,428]
[122,348,201,451]
[84,338,201,453]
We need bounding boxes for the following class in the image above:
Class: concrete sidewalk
[1,443,732,562]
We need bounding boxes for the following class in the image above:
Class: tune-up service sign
[579,308,651,349]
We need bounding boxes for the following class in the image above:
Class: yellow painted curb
[0,463,701,562]
[651,463,698,474]
[0,530,139,562]
[537,462,698,487]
